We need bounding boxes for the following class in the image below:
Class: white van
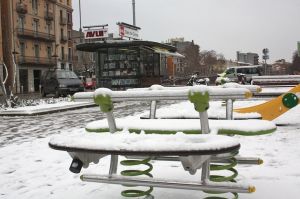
[216,65,263,84]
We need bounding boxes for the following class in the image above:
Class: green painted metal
[94,94,114,113]
[188,90,210,112]
[282,93,299,109]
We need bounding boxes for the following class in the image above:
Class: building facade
[167,38,200,77]
[1,0,73,94]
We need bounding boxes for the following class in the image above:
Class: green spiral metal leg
[120,157,154,198]
[204,157,239,199]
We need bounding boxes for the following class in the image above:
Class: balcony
[46,0,57,3]
[18,56,56,66]
[44,11,54,21]
[17,28,55,42]
[60,18,67,25]
[60,35,68,43]
[16,3,28,14]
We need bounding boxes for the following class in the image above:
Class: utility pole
[79,0,83,42]
[132,0,136,26]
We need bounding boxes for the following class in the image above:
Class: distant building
[167,38,199,77]
[236,51,259,65]
[1,0,73,94]
[271,59,291,75]
[71,30,95,77]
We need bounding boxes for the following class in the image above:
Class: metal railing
[18,56,56,66]
[16,28,55,42]
[16,3,28,14]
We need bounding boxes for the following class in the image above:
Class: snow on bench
[251,75,300,86]
[127,83,262,94]
[49,132,240,156]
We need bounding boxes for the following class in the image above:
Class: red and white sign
[84,28,108,40]
[119,25,139,40]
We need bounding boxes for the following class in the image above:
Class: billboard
[118,23,139,40]
[84,28,108,40]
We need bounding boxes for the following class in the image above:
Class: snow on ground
[0,96,300,198]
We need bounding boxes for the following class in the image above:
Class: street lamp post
[132,0,136,26]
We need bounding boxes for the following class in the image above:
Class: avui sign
[84,28,108,40]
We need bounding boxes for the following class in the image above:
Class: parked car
[83,77,96,90]
[41,69,84,97]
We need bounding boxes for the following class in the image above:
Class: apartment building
[236,51,259,65]
[1,0,73,93]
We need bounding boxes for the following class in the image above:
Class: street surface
[0,101,160,147]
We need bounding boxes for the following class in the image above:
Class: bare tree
[290,51,300,74]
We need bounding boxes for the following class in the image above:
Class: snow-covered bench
[49,85,276,197]
[74,83,259,120]
[251,75,300,86]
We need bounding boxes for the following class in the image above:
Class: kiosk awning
[142,46,185,58]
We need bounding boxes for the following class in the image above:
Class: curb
[0,102,97,116]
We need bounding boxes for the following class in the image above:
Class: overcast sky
[72,0,300,63]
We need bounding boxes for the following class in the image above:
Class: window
[67,13,72,24]
[68,47,72,61]
[68,30,71,40]
[226,68,235,74]
[46,3,49,12]
[33,19,38,32]
[32,0,38,14]
[60,10,63,21]
[18,16,25,29]
[61,63,65,70]
[60,28,64,39]
[47,46,52,58]
[46,23,51,35]
[34,44,39,58]
[61,46,65,60]
[20,42,25,56]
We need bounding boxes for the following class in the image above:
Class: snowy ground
[0,97,300,199]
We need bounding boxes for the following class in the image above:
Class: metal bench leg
[106,111,118,176]
[226,99,233,120]
[149,100,157,119]
[106,111,117,133]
